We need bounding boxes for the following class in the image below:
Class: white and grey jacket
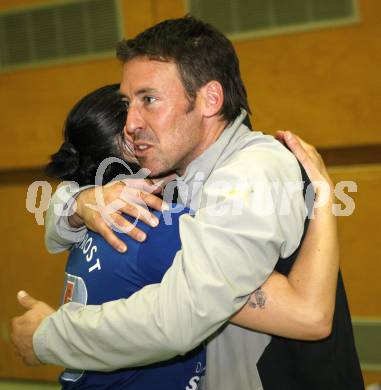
[37,110,306,390]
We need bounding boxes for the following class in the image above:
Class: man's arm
[45,180,166,253]
[31,144,305,371]
[45,183,88,253]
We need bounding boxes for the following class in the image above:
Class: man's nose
[125,104,145,136]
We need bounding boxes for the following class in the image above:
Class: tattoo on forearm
[248,287,266,309]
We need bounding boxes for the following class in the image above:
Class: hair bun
[45,141,80,180]
[60,141,78,157]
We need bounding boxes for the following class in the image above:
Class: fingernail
[117,244,127,253]
[150,218,159,227]
[17,290,27,299]
[137,232,146,242]
[285,132,292,140]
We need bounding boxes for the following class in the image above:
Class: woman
[47,84,205,389]
[46,84,338,389]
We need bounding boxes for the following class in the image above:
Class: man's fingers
[96,212,149,251]
[122,178,159,194]
[112,213,147,243]
[11,317,21,348]
[97,222,128,253]
[89,209,151,251]
[17,291,38,310]
[79,179,169,249]
[11,316,20,332]
[119,201,159,228]
[120,186,167,213]
[140,191,168,212]
[119,178,168,209]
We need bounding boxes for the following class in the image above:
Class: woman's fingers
[278,131,334,206]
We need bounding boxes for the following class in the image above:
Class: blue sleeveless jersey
[60,207,206,390]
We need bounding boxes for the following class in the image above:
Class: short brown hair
[116,16,251,122]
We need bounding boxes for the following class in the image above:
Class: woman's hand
[275,130,334,202]
[231,132,339,340]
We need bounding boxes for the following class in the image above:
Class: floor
[0,382,59,390]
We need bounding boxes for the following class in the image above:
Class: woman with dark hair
[46,84,206,389]
[45,85,340,389]
[46,83,139,186]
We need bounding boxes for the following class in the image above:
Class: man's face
[120,57,205,178]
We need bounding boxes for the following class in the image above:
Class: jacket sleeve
[34,147,306,370]
[45,183,91,253]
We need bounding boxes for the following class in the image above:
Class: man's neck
[176,118,228,176]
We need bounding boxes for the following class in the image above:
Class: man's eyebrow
[135,88,159,96]
[119,88,158,100]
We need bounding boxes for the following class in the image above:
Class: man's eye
[144,96,156,104]
[122,100,129,110]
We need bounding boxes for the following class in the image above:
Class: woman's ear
[198,80,224,118]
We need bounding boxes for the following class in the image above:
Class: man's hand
[11,291,55,366]
[70,178,169,252]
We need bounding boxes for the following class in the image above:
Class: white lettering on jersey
[83,236,93,254]
[186,376,200,390]
[86,245,97,262]
[88,258,101,273]
[186,360,206,390]
[76,234,102,273]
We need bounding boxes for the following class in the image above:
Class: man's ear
[199,80,224,118]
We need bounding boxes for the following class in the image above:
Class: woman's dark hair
[116,15,251,123]
[46,84,139,186]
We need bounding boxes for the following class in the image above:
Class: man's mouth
[134,142,152,156]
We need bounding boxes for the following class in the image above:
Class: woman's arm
[231,131,339,340]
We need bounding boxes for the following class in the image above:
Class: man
[12,16,363,389]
